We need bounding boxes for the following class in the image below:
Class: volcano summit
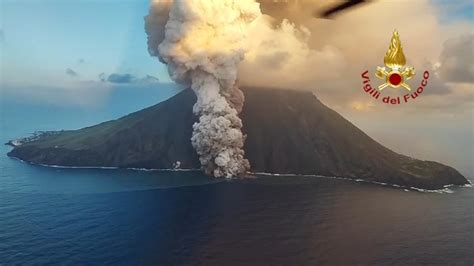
[7,87,469,190]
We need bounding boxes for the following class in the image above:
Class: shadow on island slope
[7,88,468,190]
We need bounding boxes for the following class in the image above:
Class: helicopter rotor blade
[317,0,368,19]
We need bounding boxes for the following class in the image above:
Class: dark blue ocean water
[1,86,473,265]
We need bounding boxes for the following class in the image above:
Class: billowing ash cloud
[145,0,260,177]
[144,0,172,57]
[144,0,319,57]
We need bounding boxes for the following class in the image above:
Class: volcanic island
[6,88,469,190]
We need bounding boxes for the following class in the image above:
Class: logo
[360,30,429,105]
[375,31,415,91]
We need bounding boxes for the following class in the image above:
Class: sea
[1,85,473,265]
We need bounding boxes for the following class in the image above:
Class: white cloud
[438,34,474,83]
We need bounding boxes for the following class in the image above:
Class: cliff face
[7,88,468,190]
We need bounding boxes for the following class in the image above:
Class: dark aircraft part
[317,0,368,18]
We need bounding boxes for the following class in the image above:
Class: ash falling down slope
[148,0,260,177]
[7,87,469,190]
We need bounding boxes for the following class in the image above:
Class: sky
[1,0,472,86]
[1,0,171,86]
[1,0,473,177]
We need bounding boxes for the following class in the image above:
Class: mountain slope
[7,88,468,189]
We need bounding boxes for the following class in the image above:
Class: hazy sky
[1,0,472,87]
[1,0,171,86]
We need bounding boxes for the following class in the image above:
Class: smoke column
[145,0,261,177]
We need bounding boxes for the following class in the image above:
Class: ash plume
[145,0,260,177]
[144,0,469,177]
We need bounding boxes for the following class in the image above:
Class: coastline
[8,155,472,194]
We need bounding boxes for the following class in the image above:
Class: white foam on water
[8,156,200,172]
[462,180,473,188]
[252,171,464,194]
[7,157,469,193]
[409,187,454,194]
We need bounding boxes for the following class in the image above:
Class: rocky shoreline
[7,88,469,190]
